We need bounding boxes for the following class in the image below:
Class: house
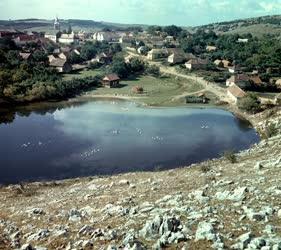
[275,79,281,89]
[238,38,249,43]
[185,53,196,61]
[93,32,120,43]
[214,59,223,67]
[167,48,186,64]
[249,75,262,86]
[44,31,59,43]
[165,35,174,43]
[147,49,169,61]
[92,52,112,64]
[119,35,133,44]
[206,45,217,52]
[58,32,78,45]
[103,74,120,88]
[19,52,32,61]
[228,65,241,74]
[214,59,231,68]
[185,58,209,70]
[13,34,38,46]
[227,83,246,104]
[274,93,281,105]
[0,30,22,39]
[58,52,69,60]
[226,74,250,87]
[137,46,146,54]
[49,58,72,73]
[222,60,231,68]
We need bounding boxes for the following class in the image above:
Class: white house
[92,32,120,42]
[58,32,78,45]
[227,83,246,104]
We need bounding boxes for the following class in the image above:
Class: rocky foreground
[0,108,281,250]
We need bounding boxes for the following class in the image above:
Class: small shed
[103,74,120,88]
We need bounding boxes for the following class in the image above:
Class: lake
[0,100,260,184]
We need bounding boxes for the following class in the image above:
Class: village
[0,16,281,111]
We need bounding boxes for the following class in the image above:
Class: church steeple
[54,16,60,31]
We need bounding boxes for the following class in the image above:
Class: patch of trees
[0,48,101,103]
[108,56,160,78]
[79,41,122,61]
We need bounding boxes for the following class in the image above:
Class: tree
[163,25,182,37]
[145,65,160,77]
[147,25,162,35]
[67,24,72,34]
[129,58,145,73]
[238,93,261,113]
[68,52,82,64]
[109,56,130,78]
[80,42,97,60]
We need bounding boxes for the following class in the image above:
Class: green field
[63,68,104,81]
[86,74,204,106]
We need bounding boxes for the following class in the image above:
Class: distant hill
[0,18,148,33]
[0,15,280,37]
[196,15,281,37]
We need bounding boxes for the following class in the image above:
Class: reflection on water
[0,100,260,184]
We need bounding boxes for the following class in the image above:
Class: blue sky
[0,0,281,26]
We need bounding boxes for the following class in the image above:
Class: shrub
[145,65,160,77]
[238,93,261,113]
[223,150,237,163]
[264,123,278,138]
[200,164,211,173]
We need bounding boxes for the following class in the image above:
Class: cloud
[0,0,280,26]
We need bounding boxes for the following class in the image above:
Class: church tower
[54,16,60,30]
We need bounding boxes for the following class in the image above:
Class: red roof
[103,74,120,81]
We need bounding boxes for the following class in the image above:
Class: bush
[264,123,278,138]
[145,65,160,77]
[238,93,261,113]
[223,150,237,163]
[200,164,211,173]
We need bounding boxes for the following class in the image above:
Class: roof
[228,74,250,83]
[275,79,281,85]
[49,58,67,67]
[206,45,217,51]
[167,48,185,55]
[250,75,262,85]
[19,52,32,60]
[15,34,36,42]
[60,33,75,39]
[228,84,246,98]
[148,48,168,55]
[186,58,209,65]
[103,74,120,81]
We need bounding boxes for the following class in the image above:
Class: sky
[0,0,281,26]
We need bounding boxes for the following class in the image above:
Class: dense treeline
[178,29,281,74]
[0,40,102,103]
[108,56,160,78]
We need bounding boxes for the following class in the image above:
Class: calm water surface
[0,101,260,184]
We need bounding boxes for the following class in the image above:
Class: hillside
[0,108,280,249]
[197,15,281,37]
[0,19,147,33]
[1,15,280,36]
